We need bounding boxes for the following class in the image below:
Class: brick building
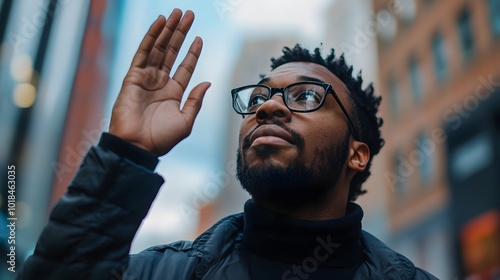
[372,0,500,278]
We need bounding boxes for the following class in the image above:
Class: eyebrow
[297,76,325,83]
[257,75,326,85]
[257,77,270,85]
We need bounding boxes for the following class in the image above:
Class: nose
[254,93,291,123]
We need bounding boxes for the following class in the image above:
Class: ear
[347,140,370,172]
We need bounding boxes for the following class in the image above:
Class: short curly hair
[269,44,384,201]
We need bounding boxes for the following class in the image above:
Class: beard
[236,121,350,206]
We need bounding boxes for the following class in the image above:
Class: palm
[110,10,210,156]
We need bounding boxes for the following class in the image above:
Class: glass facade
[0,2,122,279]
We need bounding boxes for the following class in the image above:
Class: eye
[248,94,268,107]
[295,90,321,102]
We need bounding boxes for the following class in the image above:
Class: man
[19,9,437,280]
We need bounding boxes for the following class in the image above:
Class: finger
[162,10,195,73]
[130,10,182,68]
[181,82,211,126]
[130,15,167,68]
[148,9,184,68]
[171,37,202,95]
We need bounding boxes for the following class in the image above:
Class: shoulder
[125,213,245,279]
[354,231,438,280]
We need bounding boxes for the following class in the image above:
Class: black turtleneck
[240,200,364,280]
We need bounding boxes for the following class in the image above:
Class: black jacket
[18,143,438,280]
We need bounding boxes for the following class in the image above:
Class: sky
[105,0,336,252]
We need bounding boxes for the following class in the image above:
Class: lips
[249,125,295,146]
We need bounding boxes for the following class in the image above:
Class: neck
[254,183,349,220]
[241,199,364,267]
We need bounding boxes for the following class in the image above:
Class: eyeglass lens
[234,83,326,113]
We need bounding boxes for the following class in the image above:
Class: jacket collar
[192,213,420,279]
[353,231,418,279]
[192,213,245,278]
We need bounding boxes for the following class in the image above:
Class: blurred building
[0,1,122,278]
[372,0,500,279]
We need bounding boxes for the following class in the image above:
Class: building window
[399,0,417,23]
[0,0,14,43]
[416,133,434,184]
[458,10,474,61]
[451,133,493,180]
[378,10,397,42]
[389,77,399,117]
[409,56,423,103]
[489,0,500,36]
[394,152,408,197]
[432,33,448,82]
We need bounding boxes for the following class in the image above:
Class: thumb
[181,82,211,125]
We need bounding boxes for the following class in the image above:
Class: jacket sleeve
[18,133,165,280]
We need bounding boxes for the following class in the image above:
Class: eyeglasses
[231,81,360,140]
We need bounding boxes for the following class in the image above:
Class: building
[372,0,500,278]
[0,1,122,278]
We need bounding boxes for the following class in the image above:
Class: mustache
[241,119,305,151]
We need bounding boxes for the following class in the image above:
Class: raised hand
[109,9,210,157]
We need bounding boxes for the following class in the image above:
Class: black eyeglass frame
[231,81,360,140]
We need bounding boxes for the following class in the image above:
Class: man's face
[236,62,355,206]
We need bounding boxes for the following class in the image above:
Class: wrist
[98,132,159,170]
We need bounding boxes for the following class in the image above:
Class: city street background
[0,0,499,279]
